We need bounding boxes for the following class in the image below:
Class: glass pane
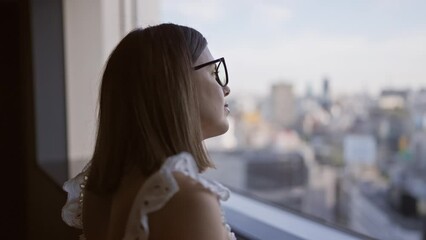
[217,61,226,86]
[160,1,426,240]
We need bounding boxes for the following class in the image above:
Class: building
[270,82,296,129]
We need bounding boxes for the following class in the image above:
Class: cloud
[220,33,426,95]
[161,0,293,30]
[159,0,426,96]
[161,0,227,24]
[252,1,293,24]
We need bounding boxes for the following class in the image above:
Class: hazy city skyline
[160,0,426,96]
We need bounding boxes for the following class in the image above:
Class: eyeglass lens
[216,61,227,86]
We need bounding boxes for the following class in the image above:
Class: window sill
[223,192,368,240]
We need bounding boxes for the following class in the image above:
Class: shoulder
[147,172,228,240]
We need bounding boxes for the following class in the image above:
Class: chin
[202,121,229,140]
[218,122,230,135]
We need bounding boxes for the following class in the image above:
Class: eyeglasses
[193,57,229,87]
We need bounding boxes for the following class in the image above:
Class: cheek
[204,83,223,109]
[199,89,215,115]
[193,72,224,117]
[198,85,222,122]
[196,77,217,103]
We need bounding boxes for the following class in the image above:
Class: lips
[224,103,230,115]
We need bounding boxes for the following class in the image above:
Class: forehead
[194,47,214,66]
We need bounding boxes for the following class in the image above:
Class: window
[63,1,426,239]
[159,1,426,239]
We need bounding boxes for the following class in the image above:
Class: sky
[160,0,426,97]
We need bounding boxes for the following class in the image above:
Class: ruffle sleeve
[122,152,233,240]
[61,152,235,240]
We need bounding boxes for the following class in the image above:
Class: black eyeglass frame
[193,57,229,87]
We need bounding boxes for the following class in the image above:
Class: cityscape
[62,1,426,239]
[203,79,426,240]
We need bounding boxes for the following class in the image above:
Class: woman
[62,23,235,240]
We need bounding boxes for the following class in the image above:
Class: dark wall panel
[0,0,79,238]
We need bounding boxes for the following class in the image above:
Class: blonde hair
[86,24,213,195]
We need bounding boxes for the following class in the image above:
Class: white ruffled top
[61,152,236,240]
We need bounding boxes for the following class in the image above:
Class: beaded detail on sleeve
[61,162,91,229]
[61,152,236,240]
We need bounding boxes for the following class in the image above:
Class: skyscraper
[271,82,296,129]
[321,77,331,111]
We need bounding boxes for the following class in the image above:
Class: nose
[223,85,230,97]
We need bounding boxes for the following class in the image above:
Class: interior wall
[63,0,125,177]
[0,0,160,238]
[25,0,80,238]
[0,0,79,239]
[26,0,80,238]
[63,0,104,175]
[0,0,25,238]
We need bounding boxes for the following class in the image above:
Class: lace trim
[61,162,90,229]
[122,152,235,240]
